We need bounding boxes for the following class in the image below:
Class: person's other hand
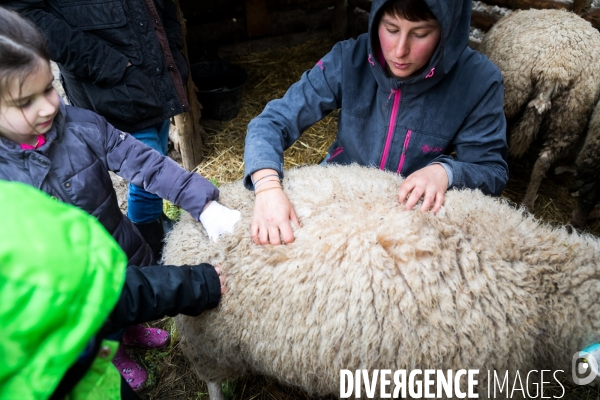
[398,164,449,214]
[251,187,299,245]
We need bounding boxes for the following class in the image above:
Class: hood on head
[368,0,471,85]
[0,181,127,398]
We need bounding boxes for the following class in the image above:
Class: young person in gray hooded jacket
[244,0,508,246]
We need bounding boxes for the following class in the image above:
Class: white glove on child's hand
[200,201,242,242]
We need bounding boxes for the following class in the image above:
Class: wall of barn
[178,0,600,61]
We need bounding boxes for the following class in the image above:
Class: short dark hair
[379,0,437,22]
[0,6,50,100]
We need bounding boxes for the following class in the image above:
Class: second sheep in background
[480,9,600,228]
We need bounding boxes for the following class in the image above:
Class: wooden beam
[173,0,207,172]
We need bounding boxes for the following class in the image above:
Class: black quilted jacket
[7,0,190,132]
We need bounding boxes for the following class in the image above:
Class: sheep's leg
[522,150,554,212]
[510,81,557,158]
[207,381,225,400]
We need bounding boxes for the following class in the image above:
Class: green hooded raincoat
[0,181,127,399]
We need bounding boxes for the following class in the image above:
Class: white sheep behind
[480,9,600,225]
[164,164,600,399]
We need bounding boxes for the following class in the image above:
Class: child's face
[378,13,441,79]
[0,61,59,146]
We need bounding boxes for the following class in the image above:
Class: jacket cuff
[430,162,453,188]
[198,263,222,310]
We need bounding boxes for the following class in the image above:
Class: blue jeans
[127,119,170,224]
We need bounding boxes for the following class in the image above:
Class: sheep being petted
[163,164,600,400]
[479,9,600,228]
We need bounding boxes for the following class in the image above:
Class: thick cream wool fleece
[164,164,600,399]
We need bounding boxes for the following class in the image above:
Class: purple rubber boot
[112,343,147,392]
[122,324,171,350]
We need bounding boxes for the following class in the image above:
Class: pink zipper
[379,89,401,170]
[397,129,413,174]
[327,146,344,161]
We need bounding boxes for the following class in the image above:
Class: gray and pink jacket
[0,102,219,266]
[244,0,508,196]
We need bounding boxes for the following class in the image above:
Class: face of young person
[0,61,59,146]
[377,13,441,79]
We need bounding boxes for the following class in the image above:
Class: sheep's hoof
[207,381,225,400]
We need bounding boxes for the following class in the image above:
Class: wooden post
[173,0,207,172]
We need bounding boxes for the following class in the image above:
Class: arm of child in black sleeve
[105,263,222,332]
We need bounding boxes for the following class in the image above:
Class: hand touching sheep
[398,163,449,214]
[250,163,449,246]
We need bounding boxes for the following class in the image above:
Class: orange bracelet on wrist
[254,185,283,196]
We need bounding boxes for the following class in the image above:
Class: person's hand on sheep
[251,169,300,246]
[200,201,242,242]
[214,265,227,294]
[398,163,449,214]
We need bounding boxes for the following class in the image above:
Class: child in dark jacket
[0,6,240,390]
[244,0,508,246]
[0,181,225,399]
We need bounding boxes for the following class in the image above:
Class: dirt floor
[55,35,600,399]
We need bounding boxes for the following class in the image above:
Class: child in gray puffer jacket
[0,6,240,391]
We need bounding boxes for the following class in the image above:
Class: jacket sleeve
[106,264,221,330]
[6,0,128,85]
[243,41,345,189]
[98,115,219,220]
[432,70,509,196]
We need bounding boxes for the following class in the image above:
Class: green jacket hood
[0,181,127,399]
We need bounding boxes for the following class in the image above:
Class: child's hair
[379,0,437,22]
[0,6,50,100]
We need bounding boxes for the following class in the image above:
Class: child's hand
[214,265,226,294]
[200,201,242,242]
